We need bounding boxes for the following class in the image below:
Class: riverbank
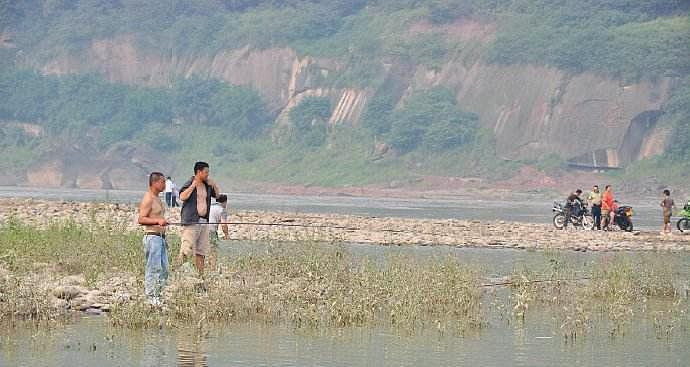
[1,202,689,343]
[1,198,689,252]
[1,221,688,341]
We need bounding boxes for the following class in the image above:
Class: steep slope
[34,23,671,170]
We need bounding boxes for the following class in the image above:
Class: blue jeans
[143,235,169,300]
[591,205,601,230]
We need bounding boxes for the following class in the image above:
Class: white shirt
[165,179,174,193]
[209,202,228,234]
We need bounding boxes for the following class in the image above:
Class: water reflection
[1,307,689,366]
[177,333,209,367]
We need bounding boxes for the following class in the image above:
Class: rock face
[25,141,167,189]
[18,21,677,188]
[410,44,671,166]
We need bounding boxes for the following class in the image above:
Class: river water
[2,243,689,366]
[2,311,687,367]
[1,187,688,365]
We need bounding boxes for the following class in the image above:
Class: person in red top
[601,185,614,231]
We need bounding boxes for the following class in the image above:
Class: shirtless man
[178,161,221,276]
[137,172,169,306]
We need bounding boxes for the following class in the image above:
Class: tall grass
[0,216,151,281]
[508,254,688,342]
[1,219,687,341]
[111,244,484,334]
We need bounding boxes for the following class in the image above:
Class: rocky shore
[2,198,689,319]
[1,198,689,252]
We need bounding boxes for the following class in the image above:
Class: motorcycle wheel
[581,215,593,230]
[677,218,690,232]
[553,214,565,230]
[620,217,633,232]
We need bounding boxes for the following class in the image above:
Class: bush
[360,93,396,135]
[173,76,271,137]
[535,153,566,174]
[489,1,690,80]
[664,81,690,160]
[99,120,138,148]
[388,87,478,153]
[288,96,332,147]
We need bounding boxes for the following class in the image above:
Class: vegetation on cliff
[1,0,689,185]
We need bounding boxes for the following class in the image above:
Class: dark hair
[149,172,165,186]
[194,161,209,174]
[216,194,228,203]
[593,185,599,189]
[605,185,611,190]
[663,189,671,196]
[575,189,582,194]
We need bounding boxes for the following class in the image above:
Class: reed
[110,243,484,334]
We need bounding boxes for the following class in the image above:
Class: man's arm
[207,178,221,199]
[138,195,167,226]
[179,180,196,201]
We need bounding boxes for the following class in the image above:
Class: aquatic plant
[110,243,484,334]
[507,254,689,342]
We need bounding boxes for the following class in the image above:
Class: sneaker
[148,297,162,307]
[179,262,197,275]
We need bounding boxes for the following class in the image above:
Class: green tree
[665,81,690,159]
[389,87,477,153]
[208,83,270,137]
[288,96,332,147]
[361,93,396,135]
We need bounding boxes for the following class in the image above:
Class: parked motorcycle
[552,201,592,230]
[676,201,690,232]
[610,205,634,232]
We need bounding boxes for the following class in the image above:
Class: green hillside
[0,0,689,187]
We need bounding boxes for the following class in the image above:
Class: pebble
[53,286,82,300]
[84,308,103,316]
[3,198,690,256]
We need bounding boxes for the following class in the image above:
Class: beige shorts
[663,209,672,224]
[180,219,210,257]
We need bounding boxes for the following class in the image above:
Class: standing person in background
[208,194,229,269]
[209,194,229,243]
[165,176,174,208]
[138,172,169,306]
[171,182,180,208]
[588,185,602,230]
[660,189,675,235]
[601,185,614,231]
[178,162,221,276]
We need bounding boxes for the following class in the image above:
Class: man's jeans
[591,205,602,230]
[144,235,169,300]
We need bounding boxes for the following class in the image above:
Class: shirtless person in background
[138,172,169,306]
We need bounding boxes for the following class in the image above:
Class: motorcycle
[552,201,592,230]
[676,201,690,232]
[610,205,634,232]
